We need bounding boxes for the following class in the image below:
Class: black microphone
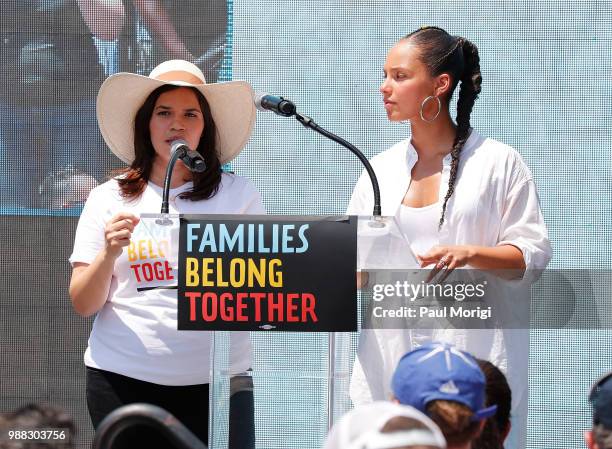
[170,140,206,173]
[254,92,296,117]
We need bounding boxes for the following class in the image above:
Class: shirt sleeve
[241,178,266,215]
[496,178,552,271]
[68,188,107,266]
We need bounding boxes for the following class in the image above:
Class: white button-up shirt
[348,129,552,270]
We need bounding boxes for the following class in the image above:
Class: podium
[139,213,414,449]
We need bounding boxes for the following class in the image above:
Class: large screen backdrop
[1,1,611,448]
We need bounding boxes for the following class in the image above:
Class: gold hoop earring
[419,95,441,122]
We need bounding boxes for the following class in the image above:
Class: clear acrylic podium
[139,213,415,449]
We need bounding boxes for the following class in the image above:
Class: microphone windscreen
[170,139,189,154]
[253,91,269,111]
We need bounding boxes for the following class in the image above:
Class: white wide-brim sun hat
[96,59,256,165]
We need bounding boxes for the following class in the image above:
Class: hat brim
[97,73,256,165]
[472,404,498,421]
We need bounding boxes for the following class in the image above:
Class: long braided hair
[403,27,482,228]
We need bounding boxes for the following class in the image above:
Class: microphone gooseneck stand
[161,145,202,214]
[161,148,183,214]
[255,93,382,215]
[294,112,382,217]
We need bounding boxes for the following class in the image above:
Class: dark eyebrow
[154,105,201,113]
[388,66,411,71]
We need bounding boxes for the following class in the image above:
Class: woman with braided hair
[348,27,551,448]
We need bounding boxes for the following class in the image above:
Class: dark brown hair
[472,359,512,449]
[426,400,481,446]
[403,26,482,228]
[114,84,222,201]
[381,416,431,433]
[380,416,440,449]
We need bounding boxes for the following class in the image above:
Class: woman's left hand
[417,245,475,282]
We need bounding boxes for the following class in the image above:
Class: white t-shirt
[348,130,552,448]
[70,174,265,385]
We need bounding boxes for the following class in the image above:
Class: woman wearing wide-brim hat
[68,60,263,447]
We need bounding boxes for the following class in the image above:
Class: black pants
[86,367,254,449]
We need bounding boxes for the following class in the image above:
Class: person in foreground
[472,359,512,449]
[391,343,496,449]
[68,59,262,447]
[585,371,612,449]
[323,401,446,449]
[0,403,75,449]
[348,26,552,448]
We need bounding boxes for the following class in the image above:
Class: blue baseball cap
[590,371,612,428]
[391,342,497,421]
